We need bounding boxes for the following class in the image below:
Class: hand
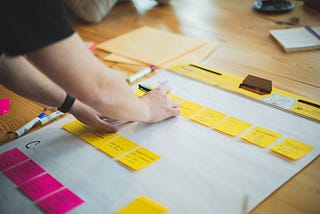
[140,83,180,123]
[69,100,117,133]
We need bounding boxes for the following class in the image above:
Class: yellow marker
[271,137,313,160]
[134,89,146,97]
[117,147,160,171]
[179,100,204,118]
[80,131,118,147]
[62,120,91,137]
[191,108,227,127]
[116,196,168,214]
[98,136,138,158]
[213,117,252,137]
[241,126,281,148]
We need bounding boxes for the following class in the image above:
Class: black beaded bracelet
[58,94,76,113]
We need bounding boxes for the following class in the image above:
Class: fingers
[156,82,172,94]
[95,119,118,133]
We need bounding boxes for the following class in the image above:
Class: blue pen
[14,112,46,137]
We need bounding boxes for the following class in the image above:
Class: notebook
[270,26,320,52]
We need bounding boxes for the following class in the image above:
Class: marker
[138,84,152,92]
[126,65,156,83]
[14,113,46,137]
[39,111,64,125]
[189,64,222,75]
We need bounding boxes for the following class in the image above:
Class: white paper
[0,69,319,214]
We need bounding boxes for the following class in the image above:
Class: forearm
[26,33,151,122]
[0,54,66,108]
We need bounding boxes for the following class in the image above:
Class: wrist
[58,94,76,113]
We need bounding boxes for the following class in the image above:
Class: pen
[189,64,222,75]
[138,84,152,92]
[39,111,64,125]
[126,65,156,83]
[14,112,46,137]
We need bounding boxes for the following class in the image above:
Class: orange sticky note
[241,126,281,148]
[271,138,313,160]
[117,147,160,171]
[98,136,138,158]
[191,108,227,127]
[179,100,204,118]
[116,196,168,214]
[213,117,252,137]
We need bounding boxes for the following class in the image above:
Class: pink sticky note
[0,148,29,171]
[19,173,64,201]
[0,98,10,115]
[3,159,45,186]
[37,188,85,214]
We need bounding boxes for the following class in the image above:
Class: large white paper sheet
[0,69,319,214]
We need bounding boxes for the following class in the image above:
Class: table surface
[0,0,319,213]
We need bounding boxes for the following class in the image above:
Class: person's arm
[0,54,116,132]
[26,33,179,122]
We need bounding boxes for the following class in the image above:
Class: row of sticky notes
[135,88,314,160]
[0,148,84,213]
[63,121,160,171]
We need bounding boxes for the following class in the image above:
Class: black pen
[138,84,152,92]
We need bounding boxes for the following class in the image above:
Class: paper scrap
[3,159,45,186]
[116,196,168,214]
[213,117,252,137]
[117,147,160,171]
[98,136,138,158]
[179,100,205,118]
[80,131,119,147]
[271,137,314,160]
[191,108,227,127]
[97,26,204,66]
[0,148,29,171]
[241,126,282,148]
[19,173,64,201]
[37,188,84,214]
[62,120,91,137]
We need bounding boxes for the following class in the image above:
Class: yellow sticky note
[79,131,118,147]
[213,117,252,137]
[117,147,160,171]
[271,138,314,160]
[98,136,138,158]
[191,108,227,127]
[134,89,146,97]
[168,93,183,102]
[179,100,204,118]
[116,196,168,214]
[62,120,91,137]
[241,126,282,148]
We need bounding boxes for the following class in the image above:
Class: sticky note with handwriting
[19,173,64,201]
[116,196,168,214]
[179,100,204,118]
[80,131,119,147]
[62,120,91,137]
[191,108,227,127]
[271,138,314,160]
[241,126,281,148]
[0,148,29,171]
[117,147,160,171]
[37,188,84,214]
[98,136,138,158]
[3,159,45,186]
[213,117,252,137]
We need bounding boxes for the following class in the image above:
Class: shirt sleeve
[0,0,75,56]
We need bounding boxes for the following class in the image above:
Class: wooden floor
[0,0,319,213]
